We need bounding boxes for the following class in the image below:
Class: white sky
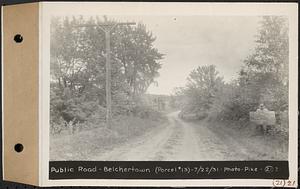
[112,16,260,95]
[99,15,260,95]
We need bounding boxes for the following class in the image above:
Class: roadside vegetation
[175,16,289,138]
[50,16,167,160]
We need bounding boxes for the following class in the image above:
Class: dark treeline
[176,16,288,127]
[50,16,164,134]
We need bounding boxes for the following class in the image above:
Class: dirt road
[91,111,286,161]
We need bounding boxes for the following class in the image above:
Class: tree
[50,16,163,130]
[179,65,224,118]
[241,16,289,112]
[111,23,163,97]
[245,16,288,82]
[218,16,289,121]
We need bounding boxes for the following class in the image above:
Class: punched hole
[14,143,24,153]
[14,34,23,43]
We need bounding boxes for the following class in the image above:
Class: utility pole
[104,17,112,129]
[76,16,135,128]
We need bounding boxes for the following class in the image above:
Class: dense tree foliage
[178,16,289,122]
[178,65,224,119]
[229,16,289,118]
[50,16,163,133]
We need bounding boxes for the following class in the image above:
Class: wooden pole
[105,30,112,128]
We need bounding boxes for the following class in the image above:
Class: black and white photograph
[49,14,290,162]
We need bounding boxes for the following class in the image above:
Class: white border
[40,2,298,187]
[1,5,5,181]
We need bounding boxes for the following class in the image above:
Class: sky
[107,16,260,95]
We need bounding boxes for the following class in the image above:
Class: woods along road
[91,111,286,161]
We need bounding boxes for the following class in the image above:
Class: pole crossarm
[75,22,136,33]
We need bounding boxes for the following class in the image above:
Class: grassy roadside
[192,118,288,160]
[50,115,167,161]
